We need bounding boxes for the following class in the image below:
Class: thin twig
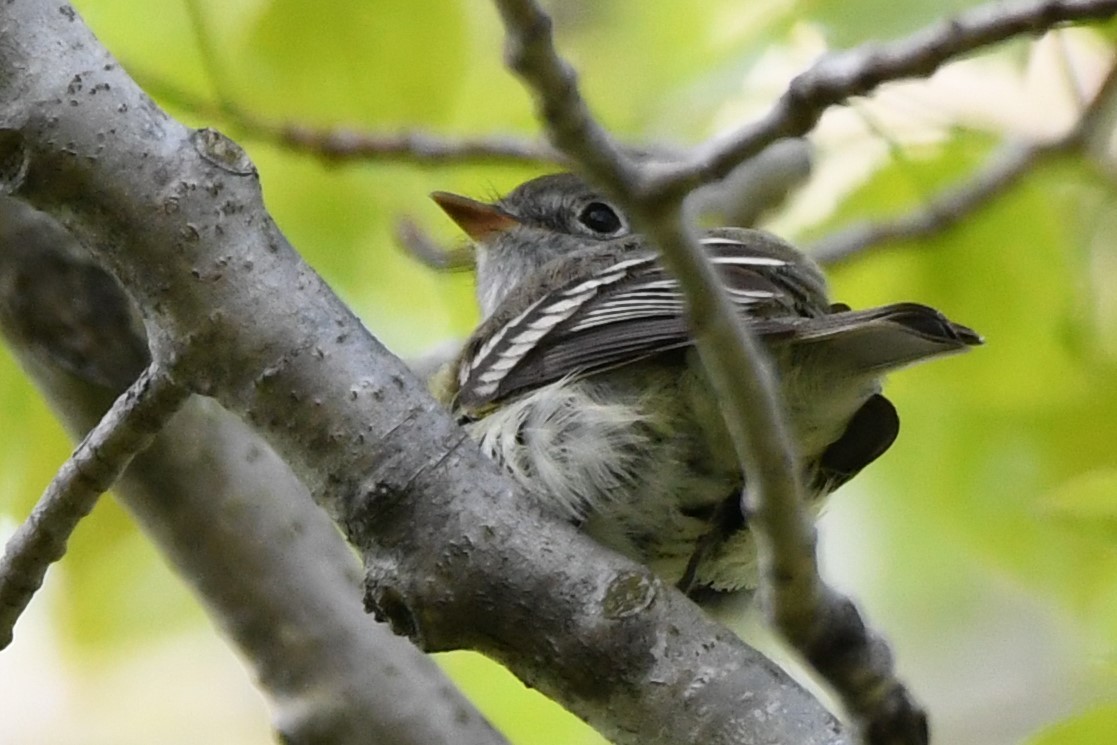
[0,365,188,648]
[136,73,562,167]
[650,0,1117,201]
[492,0,919,741]
[812,141,1042,265]
[183,0,235,113]
[812,57,1117,265]
[454,2,839,709]
[493,0,637,196]
[394,217,476,272]
[267,123,562,166]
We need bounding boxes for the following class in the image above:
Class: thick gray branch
[0,3,849,744]
[0,197,507,745]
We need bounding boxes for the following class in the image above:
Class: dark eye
[577,201,623,235]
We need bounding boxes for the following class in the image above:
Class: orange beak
[431,192,520,242]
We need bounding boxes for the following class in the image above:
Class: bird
[429,172,982,596]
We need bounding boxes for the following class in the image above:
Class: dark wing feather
[783,302,983,373]
[456,232,829,411]
[524,316,693,381]
[811,393,899,494]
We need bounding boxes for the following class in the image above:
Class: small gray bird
[431,173,981,595]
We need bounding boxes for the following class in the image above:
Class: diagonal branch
[5,0,1114,743]
[394,216,477,272]
[811,140,1047,265]
[0,197,507,745]
[0,364,188,648]
[650,0,1117,200]
[495,3,893,744]
[137,73,562,167]
[812,57,1117,265]
[486,0,1117,742]
[492,0,637,193]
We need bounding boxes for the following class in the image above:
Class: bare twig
[812,58,1117,265]
[0,364,188,648]
[487,0,1117,742]
[183,0,234,112]
[261,123,561,166]
[491,1,926,743]
[395,216,476,272]
[137,73,562,167]
[492,0,636,196]
[811,141,1043,265]
[650,0,1117,200]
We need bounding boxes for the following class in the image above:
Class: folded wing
[455,230,981,413]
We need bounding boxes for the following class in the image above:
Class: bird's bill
[430,191,520,241]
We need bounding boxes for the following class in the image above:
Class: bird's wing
[776,302,983,374]
[455,233,829,412]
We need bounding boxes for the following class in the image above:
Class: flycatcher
[431,173,981,595]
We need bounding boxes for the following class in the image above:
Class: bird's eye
[577,201,624,236]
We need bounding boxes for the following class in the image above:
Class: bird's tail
[785,302,983,373]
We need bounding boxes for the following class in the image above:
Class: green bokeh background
[3,1,1117,743]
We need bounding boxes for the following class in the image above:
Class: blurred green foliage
[3,1,1117,744]
[1028,702,1117,744]
[800,0,989,47]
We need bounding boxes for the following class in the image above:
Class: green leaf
[1026,703,1117,745]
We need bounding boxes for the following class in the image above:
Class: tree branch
[0,363,187,648]
[811,55,1117,265]
[0,3,851,744]
[0,197,508,745]
[487,0,1117,742]
[651,0,1117,200]
[491,0,923,737]
[137,73,561,167]
[394,216,477,272]
[811,141,1045,265]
